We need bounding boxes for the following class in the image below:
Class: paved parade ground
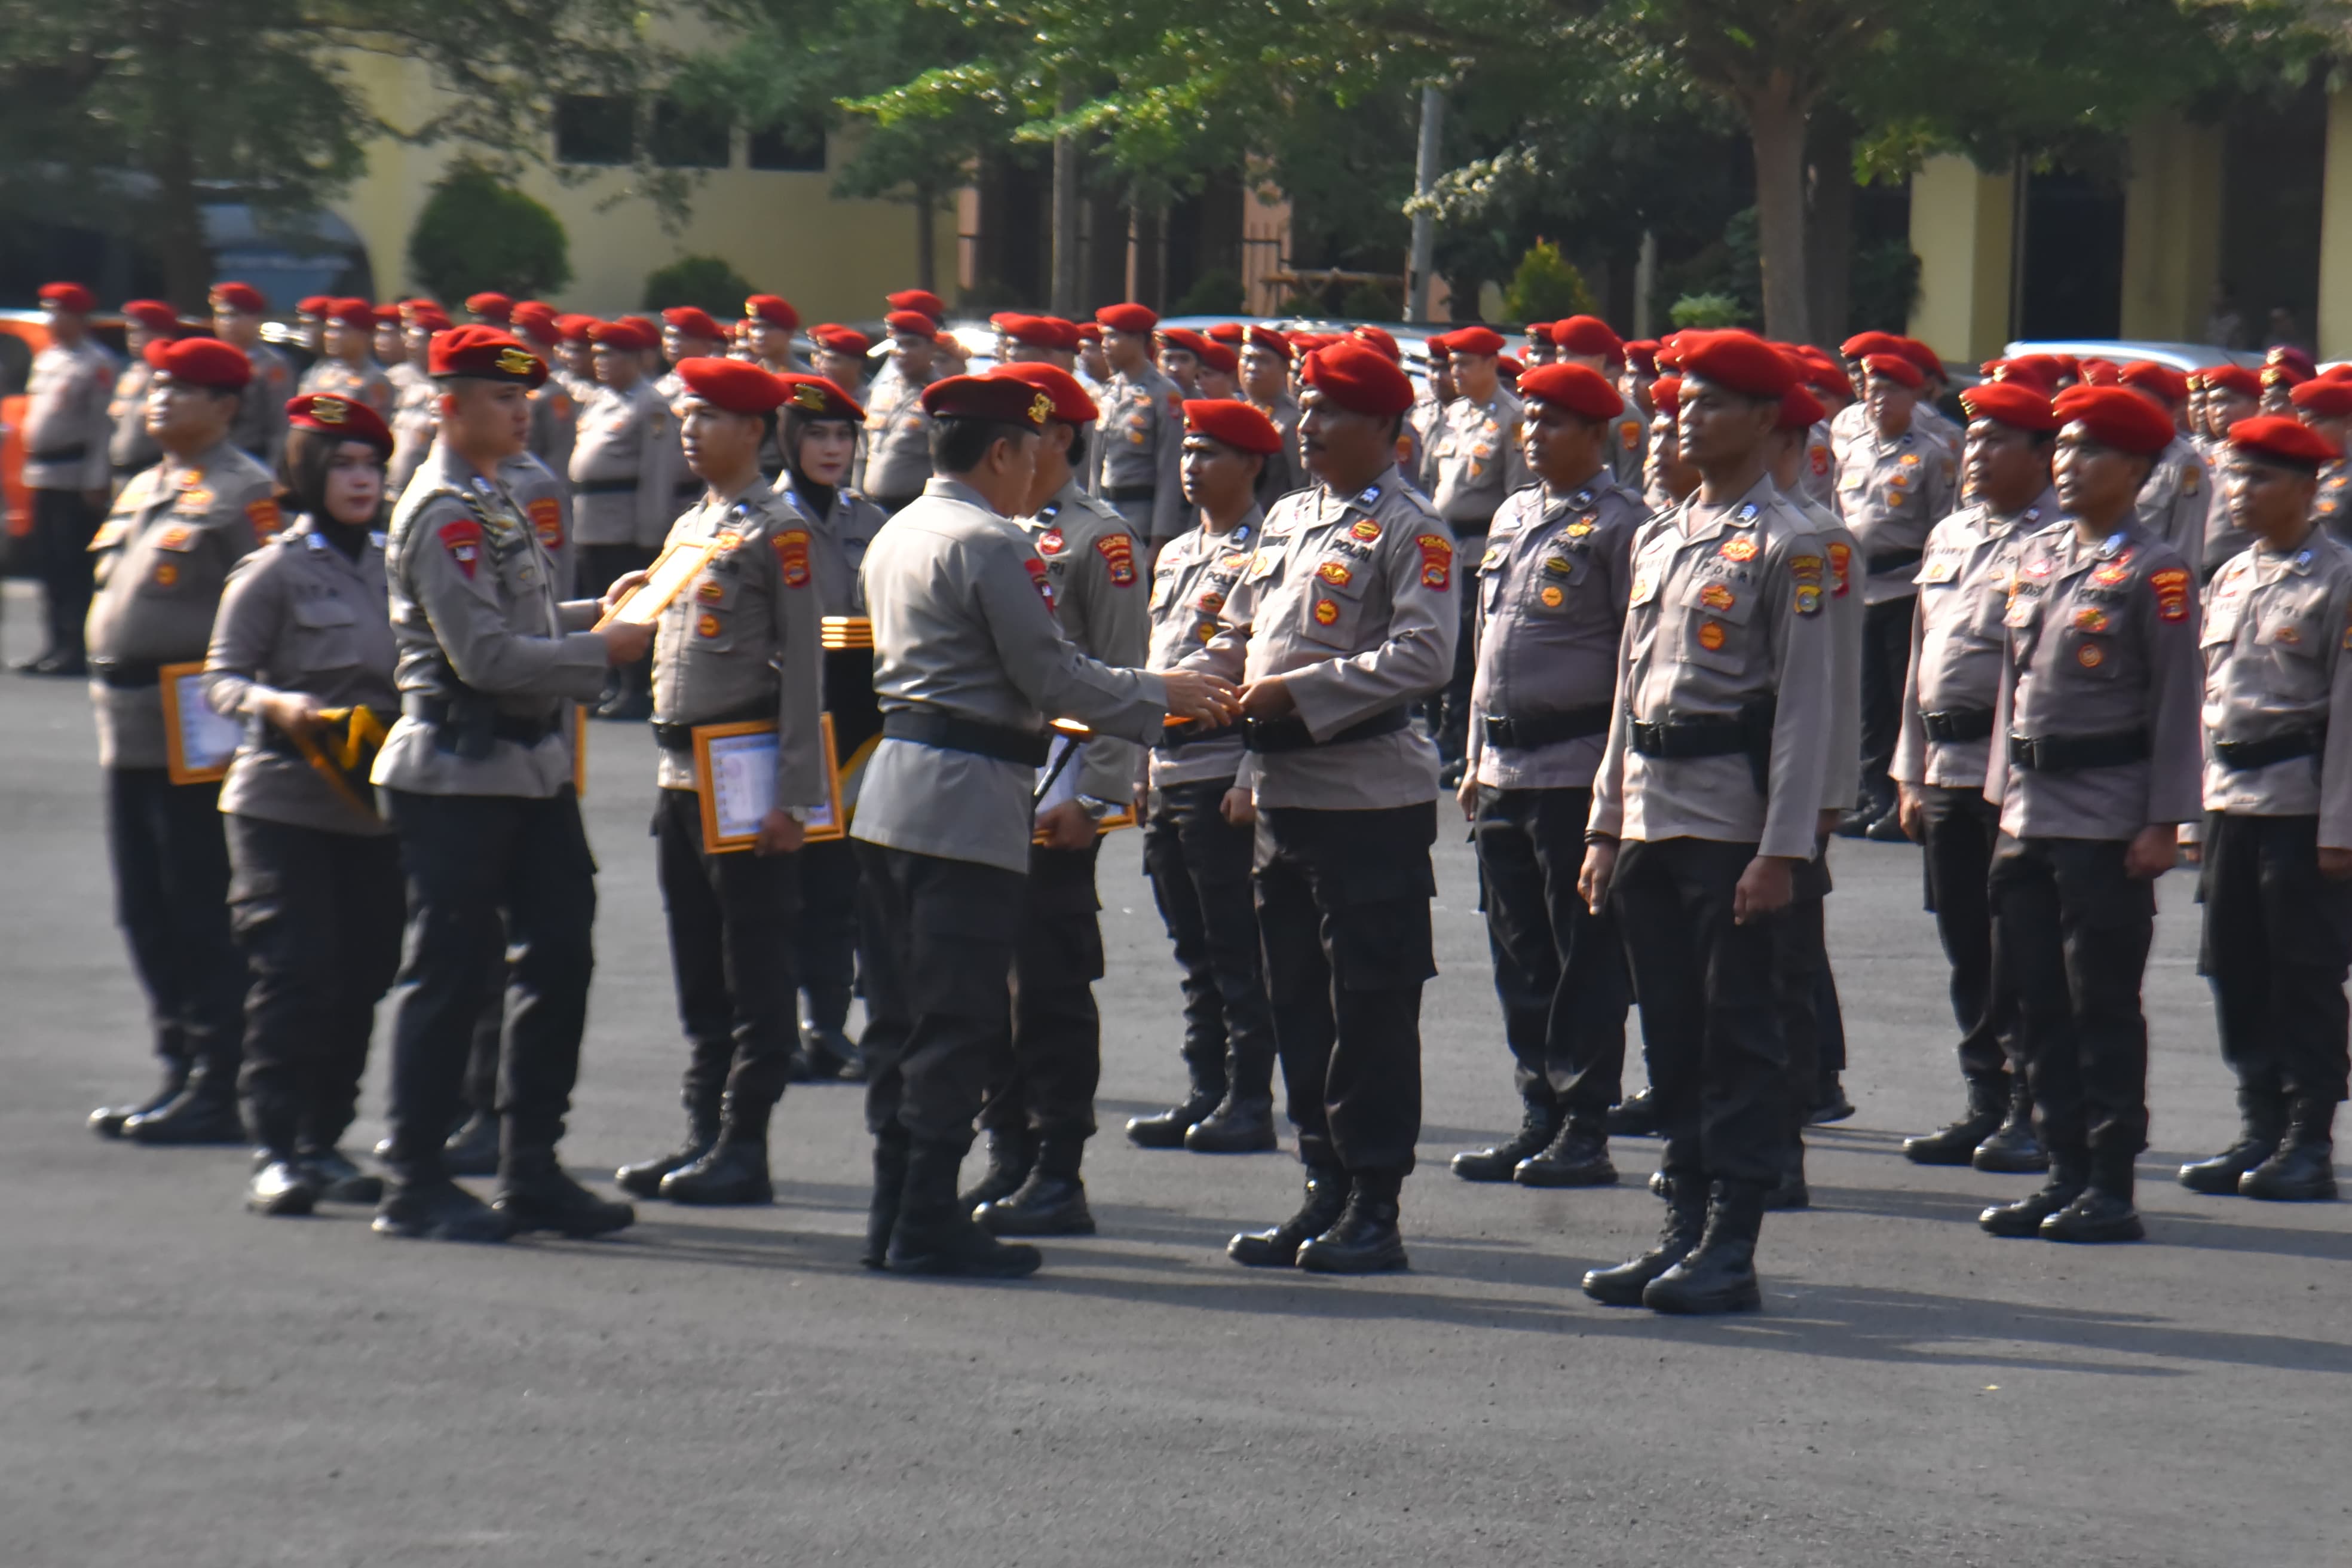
[1,580,2347,1568]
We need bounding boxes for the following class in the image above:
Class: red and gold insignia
[152,562,179,588]
[1350,518,1382,542]
[2073,607,2107,633]
[1024,556,1057,612]
[696,612,722,638]
[1095,532,1137,586]
[1195,620,1218,641]
[1620,418,1641,452]
[1196,590,1225,614]
[1809,441,1830,477]
[1696,619,1726,650]
[1788,553,1824,584]
[1317,559,1353,587]
[527,497,562,549]
[1036,527,1067,556]
[773,528,812,589]
[1899,452,1920,466]
[1699,583,1735,611]
[1539,584,1564,608]
[1794,584,1823,616]
[175,487,215,512]
[715,528,742,550]
[2077,640,2104,668]
[1827,540,1851,597]
[2274,623,2302,645]
[1719,536,1758,562]
[245,498,281,540]
[2149,565,2191,623]
[695,577,725,604]
[1313,598,1340,626]
[1416,532,1453,589]
[157,525,193,551]
[437,517,482,578]
[177,469,205,489]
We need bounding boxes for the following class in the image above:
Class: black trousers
[2199,812,2352,1105]
[793,835,861,1036]
[1774,855,1832,1153]
[654,789,801,1124]
[1609,837,1788,1188]
[855,841,1024,1147]
[105,768,244,1074]
[464,933,506,1119]
[1857,598,1913,809]
[1988,835,2154,1172]
[978,838,1107,1141]
[32,487,101,662]
[1255,802,1435,1174]
[225,816,405,1156]
[1142,778,1276,1105]
[1918,783,2016,1083]
[380,788,598,1180]
[1472,784,1630,1126]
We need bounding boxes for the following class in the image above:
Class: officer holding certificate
[612,359,829,1207]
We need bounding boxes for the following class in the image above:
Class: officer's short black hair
[932,415,1031,474]
[1058,421,1088,471]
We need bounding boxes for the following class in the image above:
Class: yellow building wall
[2118,118,2223,342]
[2317,88,2352,361]
[1908,154,2015,364]
[333,54,957,322]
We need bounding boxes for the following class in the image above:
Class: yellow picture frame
[159,662,241,786]
[691,712,846,855]
[593,538,719,630]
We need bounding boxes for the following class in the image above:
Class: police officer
[369,325,652,1244]
[742,294,806,375]
[2199,365,2265,572]
[1420,326,1528,783]
[1891,381,2062,1174]
[1643,374,1698,514]
[2289,374,2352,538]
[109,301,179,486]
[850,373,1235,1277]
[1239,325,1300,506]
[1184,341,1457,1275]
[203,393,404,1214]
[1578,330,1836,1315]
[1127,400,1283,1155]
[1407,335,1452,486]
[84,338,278,1143]
[2117,362,2213,566]
[2176,415,2352,1202]
[1089,303,1187,549]
[463,293,513,328]
[17,282,118,677]
[387,305,451,501]
[571,318,678,719]
[298,299,394,418]
[860,312,939,509]
[212,281,296,467]
[508,302,580,484]
[1448,363,1640,1190]
[1978,384,2204,1244]
[1156,327,1205,397]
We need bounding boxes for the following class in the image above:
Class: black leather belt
[652,697,777,752]
[881,705,1049,766]
[403,691,559,749]
[1154,719,1239,752]
[29,443,88,462]
[1104,485,1155,503]
[1482,705,1612,751]
[112,462,143,477]
[1868,547,1924,574]
[1920,707,1996,743]
[2007,728,2150,772]
[2215,728,2325,771]
[90,659,161,689]
[1243,706,1410,754]
[1627,699,1778,792]
[577,477,639,496]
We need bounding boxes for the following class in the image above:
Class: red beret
[660,306,723,340]
[1157,326,1212,360]
[1861,352,1922,390]
[2054,385,2175,457]
[1776,383,1826,432]
[1076,323,1101,344]
[1622,339,1659,372]
[774,373,865,422]
[997,314,1073,351]
[326,298,375,329]
[1653,336,1685,372]
[810,323,873,358]
[1840,330,1904,361]
[209,281,267,315]
[2267,345,2318,380]
[1795,348,1848,393]
[409,308,452,333]
[1445,326,1505,357]
[991,362,1097,425]
[371,304,405,327]
[37,282,93,314]
[1417,333,1448,362]
[1096,302,1158,335]
[675,357,786,416]
[296,295,332,317]
[2080,359,2122,387]
[428,326,549,388]
[1239,324,1290,356]
[121,299,178,333]
[2118,360,2189,406]
[743,295,799,330]
[1679,330,1796,399]
[463,292,513,322]
[1959,381,2060,433]
[921,373,1052,430]
[884,310,937,338]
[400,296,440,316]
[1299,341,1416,418]
[1205,321,1245,345]
[1497,355,1523,380]
[1523,323,1555,347]
[2292,373,2352,416]
[2202,365,2262,400]
[885,289,946,323]
[1552,316,1622,359]
[285,392,394,457]
[1650,376,1682,415]
[1990,355,2063,393]
[1184,399,1284,455]
[1197,340,1238,377]
[509,301,561,347]
[1517,363,1624,421]
[1894,338,1943,379]
[589,318,652,352]
[2262,361,2311,392]
[2231,413,2341,467]
[1351,325,1402,363]
[556,314,596,344]
[147,336,252,391]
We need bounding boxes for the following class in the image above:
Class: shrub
[1173,268,1244,316]
[642,255,757,317]
[1669,292,1748,329]
[1341,280,1399,321]
[407,161,571,303]
[1500,240,1598,324]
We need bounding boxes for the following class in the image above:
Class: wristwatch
[1076,794,1117,822]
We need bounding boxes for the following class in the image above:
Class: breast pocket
[1673,574,1759,675]
[1301,559,1369,649]
[290,595,360,671]
[2262,595,2334,699]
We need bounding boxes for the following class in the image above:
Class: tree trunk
[914,179,936,294]
[1085,186,1126,312]
[1132,200,1163,310]
[1742,74,1811,342]
[1051,79,1082,318]
[152,133,210,313]
[1806,111,1855,349]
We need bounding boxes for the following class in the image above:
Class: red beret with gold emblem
[1095,302,1159,335]
[743,295,800,330]
[428,326,549,387]
[1523,322,1555,347]
[1622,339,1659,373]
[1444,326,1505,358]
[1839,330,1904,361]
[774,373,865,422]
[1861,351,1922,390]
[884,310,938,339]
[1352,325,1403,363]
[1650,375,1682,415]
[1299,340,1416,418]
[921,373,1054,430]
[991,362,1097,425]
[1157,326,1212,361]
[2119,361,2189,406]
[2201,365,2262,400]
[1959,381,2061,433]
[1552,316,1622,360]
[2054,385,2176,457]
[146,336,252,391]
[1517,363,1624,422]
[1239,324,1290,356]
[809,323,872,357]
[1183,399,1284,455]
[286,392,394,456]
[2230,413,2341,467]
[657,306,721,341]
[676,357,788,416]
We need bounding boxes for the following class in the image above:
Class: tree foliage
[643,254,758,315]
[407,163,572,302]
[1500,241,1599,323]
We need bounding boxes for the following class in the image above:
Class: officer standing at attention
[808,325,872,403]
[859,311,940,510]
[1184,341,1457,1275]
[108,301,180,486]
[850,373,1236,1278]
[1126,400,1284,1155]
[740,294,806,375]
[2176,415,2352,1202]
[1891,381,2062,1174]
[202,393,405,1215]
[1238,324,1300,506]
[1577,330,1834,1315]
[83,338,279,1143]
[2197,365,2265,573]
[1448,362,1641,1191]
[369,326,653,1244]
[298,299,394,418]
[1421,325,1529,783]
[1090,303,1187,552]
[510,302,581,485]
[16,282,118,677]
[1977,384,2203,1245]
[571,318,678,719]
[2117,362,2213,565]
[2290,374,2352,536]
[211,282,296,467]
[387,305,452,501]
[607,359,829,1208]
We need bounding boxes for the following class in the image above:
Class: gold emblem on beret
[314,398,347,425]
[793,384,827,412]
[1030,391,1054,426]
[495,347,536,376]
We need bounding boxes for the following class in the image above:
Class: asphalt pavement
[1,578,2347,1567]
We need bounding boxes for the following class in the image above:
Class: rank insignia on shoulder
[527,498,562,549]
[370,531,387,550]
[1737,503,1758,522]
[1569,489,1594,509]
[2149,566,2191,623]
[1024,556,1057,611]
[437,518,482,578]
[1355,485,1382,509]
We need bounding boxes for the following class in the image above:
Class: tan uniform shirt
[2136,434,2214,571]
[502,452,575,598]
[529,376,581,483]
[228,341,296,465]
[860,362,935,504]
[204,516,399,835]
[1091,362,1186,541]
[1986,519,2205,838]
[852,475,1169,873]
[1146,509,1261,788]
[22,339,118,493]
[1797,419,1837,512]
[1250,393,1302,508]
[568,381,679,549]
[298,358,394,420]
[108,359,160,477]
[1585,477,1836,862]
[1186,466,1458,810]
[1891,492,2058,792]
[387,373,440,504]
[1836,422,1958,605]
[1790,492,1866,811]
[1608,408,1647,492]
[1829,398,1949,468]
[2315,459,2352,545]
[85,440,276,768]
[2198,531,2352,846]
[1423,388,1528,531]
[1016,478,1149,803]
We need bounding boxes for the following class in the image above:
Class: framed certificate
[692,713,846,855]
[159,662,244,785]
[593,538,719,629]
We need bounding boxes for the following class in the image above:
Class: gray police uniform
[529,375,581,484]
[1421,389,1529,772]
[20,334,118,666]
[569,378,680,577]
[203,514,403,1164]
[2136,434,2213,572]
[1250,394,1302,508]
[1609,406,1647,491]
[859,364,935,508]
[229,340,296,466]
[1091,361,1186,544]
[299,358,394,421]
[1838,419,1958,817]
[387,372,440,504]
[108,357,160,483]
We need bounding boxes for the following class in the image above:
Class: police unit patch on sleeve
[1827,541,1852,595]
[1023,556,1057,612]
[527,497,563,549]
[1095,532,1137,586]
[437,517,483,578]
[246,498,281,540]
[774,528,812,588]
[2149,566,2191,623]
[1416,533,1452,589]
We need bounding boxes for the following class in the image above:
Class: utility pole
[1406,85,1443,323]
[1051,76,1081,317]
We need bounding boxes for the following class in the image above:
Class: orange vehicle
[2,310,157,550]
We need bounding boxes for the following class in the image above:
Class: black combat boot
[2239,1098,2338,1201]
[2179,1087,2286,1195]
[1296,1169,1408,1274]
[1184,1095,1278,1153]
[862,1127,912,1269]
[246,1156,320,1217]
[795,1021,857,1082]
[1584,1175,1707,1305]
[122,1065,244,1145]
[659,1097,774,1205]
[1451,1102,1555,1182]
[298,1148,384,1204]
[2041,1151,2143,1242]
[1979,1154,2088,1237]
[1126,1085,1221,1150]
[1228,1165,1348,1267]
[494,1152,636,1238]
[958,1126,1036,1209]
[885,1139,1043,1278]
[1972,1077,2048,1174]
[1606,1087,1659,1138]
[440,1110,503,1178]
[90,1058,188,1138]
[1809,1073,1855,1125]
[1514,1119,1618,1188]
[373,1177,513,1242]
[615,1095,721,1198]
[1901,1074,2006,1166]
[974,1136,1096,1236]
[1643,1180,1766,1314]
[1762,1144,1809,1211]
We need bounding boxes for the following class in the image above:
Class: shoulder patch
[437,517,483,578]
[1094,531,1137,586]
[245,498,281,541]
[527,497,563,549]
[1416,532,1453,590]
[1023,555,1057,612]
[2149,565,2191,623]
[773,528,812,588]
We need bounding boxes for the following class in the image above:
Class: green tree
[1500,241,1599,323]
[644,255,757,315]
[408,163,572,302]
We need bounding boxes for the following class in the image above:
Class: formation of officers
[15,272,2349,1315]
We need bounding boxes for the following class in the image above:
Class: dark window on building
[651,99,732,170]
[748,124,826,173]
[555,95,635,166]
